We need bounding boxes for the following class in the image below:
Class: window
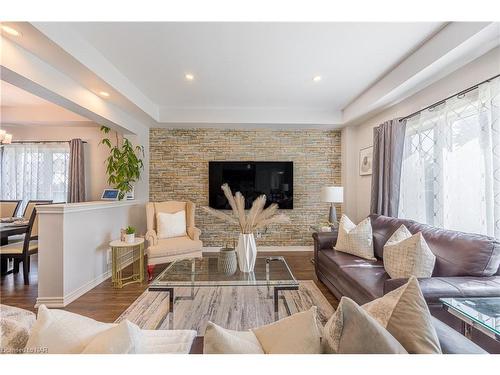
[0,142,70,213]
[399,77,500,237]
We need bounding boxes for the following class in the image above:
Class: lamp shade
[321,186,343,203]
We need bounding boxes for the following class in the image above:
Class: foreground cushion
[383,225,436,278]
[26,305,113,354]
[0,304,36,353]
[323,297,407,354]
[363,276,441,354]
[252,307,322,354]
[82,320,141,354]
[204,322,264,354]
[335,215,375,260]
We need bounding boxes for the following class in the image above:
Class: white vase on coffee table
[236,233,257,272]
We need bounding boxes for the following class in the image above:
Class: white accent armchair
[145,201,202,280]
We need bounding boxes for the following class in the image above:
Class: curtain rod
[400,73,500,122]
[11,140,87,144]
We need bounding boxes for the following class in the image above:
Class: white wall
[342,46,500,223]
[36,201,146,307]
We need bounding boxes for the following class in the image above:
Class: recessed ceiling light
[1,25,22,37]
[99,91,110,98]
[313,75,322,82]
[185,73,195,81]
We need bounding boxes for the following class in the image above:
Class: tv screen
[209,161,293,209]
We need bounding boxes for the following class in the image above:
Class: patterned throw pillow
[335,215,376,260]
[363,276,442,354]
[383,225,436,279]
[322,297,407,354]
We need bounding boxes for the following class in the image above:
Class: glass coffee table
[149,254,299,322]
[441,297,500,342]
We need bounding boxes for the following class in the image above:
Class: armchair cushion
[157,211,187,239]
[147,236,203,259]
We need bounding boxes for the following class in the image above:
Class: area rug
[116,280,334,335]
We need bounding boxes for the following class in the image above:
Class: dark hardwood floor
[0,252,338,323]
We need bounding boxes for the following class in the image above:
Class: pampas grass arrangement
[202,183,290,234]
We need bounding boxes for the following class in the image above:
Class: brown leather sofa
[313,214,500,354]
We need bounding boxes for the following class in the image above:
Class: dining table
[0,220,29,275]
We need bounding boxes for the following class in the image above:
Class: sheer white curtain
[399,76,500,237]
[0,142,70,212]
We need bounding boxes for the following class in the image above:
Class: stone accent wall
[149,128,341,246]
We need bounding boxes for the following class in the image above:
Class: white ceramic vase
[236,233,257,272]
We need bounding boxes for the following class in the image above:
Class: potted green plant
[124,226,136,244]
[100,126,144,200]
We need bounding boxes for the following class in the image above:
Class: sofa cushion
[320,248,383,269]
[383,276,500,304]
[431,316,486,354]
[370,214,500,277]
[363,277,442,354]
[339,266,390,301]
[318,250,388,304]
[323,297,407,354]
[147,236,203,258]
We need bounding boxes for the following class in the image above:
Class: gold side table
[109,238,145,288]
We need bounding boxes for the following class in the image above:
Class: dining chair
[22,200,53,220]
[7,200,53,244]
[0,202,49,284]
[0,200,22,218]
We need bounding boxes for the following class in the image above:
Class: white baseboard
[203,246,313,252]
[35,252,135,309]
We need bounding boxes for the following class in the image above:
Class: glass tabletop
[440,297,500,337]
[149,254,298,289]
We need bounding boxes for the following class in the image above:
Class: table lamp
[321,186,343,225]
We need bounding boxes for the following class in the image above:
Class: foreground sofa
[313,214,500,354]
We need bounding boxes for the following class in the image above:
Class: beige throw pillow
[204,322,264,354]
[157,211,187,239]
[25,305,113,354]
[363,276,442,354]
[335,215,375,260]
[251,307,322,354]
[82,320,141,354]
[323,297,407,354]
[383,225,436,279]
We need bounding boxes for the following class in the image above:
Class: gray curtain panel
[370,118,406,217]
[68,138,86,203]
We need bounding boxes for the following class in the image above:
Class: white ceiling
[65,22,444,119]
[1,80,93,126]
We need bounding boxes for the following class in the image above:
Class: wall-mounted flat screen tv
[209,161,293,209]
